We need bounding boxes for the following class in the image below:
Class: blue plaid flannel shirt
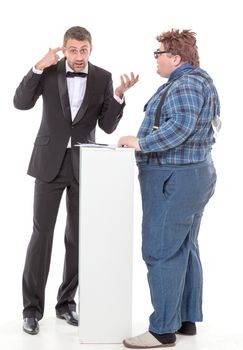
[136,64,220,164]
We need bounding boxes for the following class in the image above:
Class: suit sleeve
[13,69,43,110]
[98,76,125,134]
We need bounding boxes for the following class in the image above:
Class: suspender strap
[153,83,173,130]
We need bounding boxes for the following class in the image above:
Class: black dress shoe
[56,311,78,326]
[23,317,39,335]
[177,321,197,335]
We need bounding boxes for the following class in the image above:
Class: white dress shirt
[65,62,88,147]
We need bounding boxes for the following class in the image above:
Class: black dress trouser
[22,149,79,320]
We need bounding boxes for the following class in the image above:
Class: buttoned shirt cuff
[113,94,125,104]
[32,66,43,74]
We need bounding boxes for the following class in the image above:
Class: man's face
[155,43,176,78]
[63,39,92,72]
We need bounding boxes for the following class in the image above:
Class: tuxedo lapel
[57,58,72,123]
[72,62,94,125]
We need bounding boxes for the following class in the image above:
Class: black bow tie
[66,71,88,78]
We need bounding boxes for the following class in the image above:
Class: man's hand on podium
[118,136,141,151]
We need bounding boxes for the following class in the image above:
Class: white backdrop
[0,0,242,342]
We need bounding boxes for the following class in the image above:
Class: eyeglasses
[153,50,169,59]
[65,47,89,56]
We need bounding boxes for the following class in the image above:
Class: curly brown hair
[156,29,200,67]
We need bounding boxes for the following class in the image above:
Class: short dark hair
[156,29,200,67]
[63,26,92,46]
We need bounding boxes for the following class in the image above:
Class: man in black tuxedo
[14,26,138,335]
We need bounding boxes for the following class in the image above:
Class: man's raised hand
[35,47,64,71]
[115,72,139,98]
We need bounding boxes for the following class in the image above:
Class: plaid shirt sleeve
[138,82,205,153]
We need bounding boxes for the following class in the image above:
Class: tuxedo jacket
[14,58,125,182]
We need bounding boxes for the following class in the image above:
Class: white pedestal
[78,147,134,343]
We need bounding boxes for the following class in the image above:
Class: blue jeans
[138,156,217,334]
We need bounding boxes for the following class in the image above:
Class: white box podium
[78,147,134,343]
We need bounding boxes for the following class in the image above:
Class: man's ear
[173,54,182,67]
